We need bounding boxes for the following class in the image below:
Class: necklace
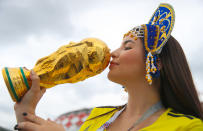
[127,101,164,131]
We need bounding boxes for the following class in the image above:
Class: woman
[14,3,203,131]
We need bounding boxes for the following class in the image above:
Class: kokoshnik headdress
[123,3,175,85]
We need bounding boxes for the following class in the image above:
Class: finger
[23,112,45,125]
[30,69,40,91]
[17,121,38,131]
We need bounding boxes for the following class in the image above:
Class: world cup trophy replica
[2,38,111,102]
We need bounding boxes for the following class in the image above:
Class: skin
[14,70,65,131]
[14,35,165,131]
[107,35,166,130]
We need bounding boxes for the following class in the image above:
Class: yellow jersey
[79,106,203,131]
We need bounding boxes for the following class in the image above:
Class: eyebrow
[123,40,136,45]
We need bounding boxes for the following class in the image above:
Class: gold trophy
[2,38,111,102]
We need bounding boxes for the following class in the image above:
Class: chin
[107,71,122,84]
[107,71,116,82]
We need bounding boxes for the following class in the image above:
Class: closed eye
[124,47,132,50]
[122,39,135,50]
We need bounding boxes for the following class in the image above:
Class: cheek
[119,49,145,73]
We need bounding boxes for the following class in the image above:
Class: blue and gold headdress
[123,3,175,85]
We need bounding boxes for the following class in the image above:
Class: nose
[110,49,119,58]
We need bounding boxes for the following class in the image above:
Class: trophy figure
[2,38,111,102]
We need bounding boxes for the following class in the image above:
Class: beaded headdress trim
[123,3,175,85]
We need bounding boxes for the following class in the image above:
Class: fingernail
[14,124,19,130]
[22,112,27,116]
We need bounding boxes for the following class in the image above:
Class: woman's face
[107,35,146,85]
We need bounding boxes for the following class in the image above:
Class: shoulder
[167,108,202,121]
[165,108,203,130]
[185,118,203,131]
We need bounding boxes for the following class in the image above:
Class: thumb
[30,69,40,92]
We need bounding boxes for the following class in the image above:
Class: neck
[124,82,163,116]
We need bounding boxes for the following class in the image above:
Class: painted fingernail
[14,124,19,130]
[22,112,27,116]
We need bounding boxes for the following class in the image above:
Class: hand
[14,112,65,131]
[14,69,46,122]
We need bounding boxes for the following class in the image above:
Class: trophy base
[2,67,30,102]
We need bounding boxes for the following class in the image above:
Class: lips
[110,61,119,65]
[109,61,119,69]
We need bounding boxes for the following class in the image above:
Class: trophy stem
[2,67,18,101]
[2,67,31,102]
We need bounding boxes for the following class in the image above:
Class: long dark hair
[86,36,203,121]
[159,35,203,120]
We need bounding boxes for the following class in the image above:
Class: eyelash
[124,47,132,50]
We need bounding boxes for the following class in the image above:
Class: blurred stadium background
[0,102,203,131]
